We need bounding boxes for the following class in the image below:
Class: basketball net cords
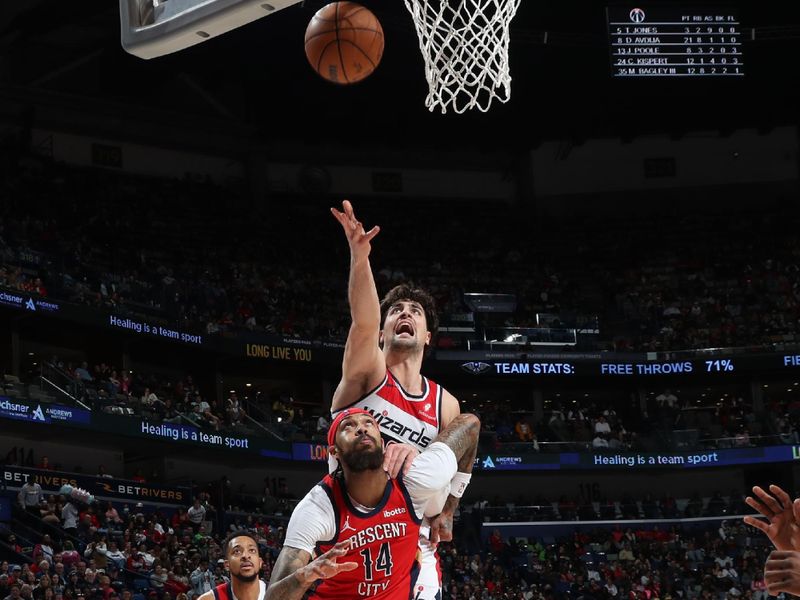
[403,0,521,113]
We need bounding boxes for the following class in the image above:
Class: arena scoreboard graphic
[607,6,744,77]
[441,352,800,380]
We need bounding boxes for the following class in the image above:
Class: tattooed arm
[404,413,480,528]
[434,412,481,474]
[266,542,357,600]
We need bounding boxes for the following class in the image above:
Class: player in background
[329,199,468,600]
[197,532,265,600]
[265,409,480,600]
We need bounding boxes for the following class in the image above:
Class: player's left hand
[764,550,800,595]
[383,442,419,478]
[429,512,454,544]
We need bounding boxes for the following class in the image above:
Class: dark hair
[379,284,438,341]
[222,531,259,558]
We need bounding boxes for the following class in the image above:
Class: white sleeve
[283,485,337,555]
[403,442,458,518]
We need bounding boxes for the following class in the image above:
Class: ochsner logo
[383,507,406,518]
[0,399,29,413]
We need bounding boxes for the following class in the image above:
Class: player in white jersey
[330,200,470,600]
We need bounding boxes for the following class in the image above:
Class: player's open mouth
[396,321,414,336]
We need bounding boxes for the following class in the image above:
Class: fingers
[337,561,359,573]
[402,448,415,476]
[771,485,793,507]
[793,498,800,524]
[438,527,453,542]
[753,485,785,515]
[742,515,770,535]
[342,199,354,217]
[769,550,797,560]
[745,495,772,519]
[383,444,410,479]
[321,541,350,559]
[430,524,440,545]
[364,225,380,242]
[764,569,796,591]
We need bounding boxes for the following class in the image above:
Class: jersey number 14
[359,543,393,580]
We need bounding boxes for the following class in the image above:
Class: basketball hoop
[403,0,521,114]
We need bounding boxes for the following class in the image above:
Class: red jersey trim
[212,582,233,600]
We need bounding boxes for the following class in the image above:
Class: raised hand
[744,485,800,551]
[331,200,380,262]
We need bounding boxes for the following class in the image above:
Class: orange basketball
[304,2,384,84]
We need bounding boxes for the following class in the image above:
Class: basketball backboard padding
[120,0,303,59]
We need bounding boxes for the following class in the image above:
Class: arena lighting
[245,383,252,387]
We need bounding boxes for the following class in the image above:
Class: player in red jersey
[197,532,265,600]
[265,408,480,600]
[329,200,468,600]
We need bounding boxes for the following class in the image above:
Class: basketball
[304,2,384,85]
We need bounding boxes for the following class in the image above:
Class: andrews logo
[25,298,36,311]
[32,405,46,422]
[482,456,495,469]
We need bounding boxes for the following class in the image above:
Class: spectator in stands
[226,392,246,427]
[74,362,93,383]
[3,583,21,600]
[104,502,123,526]
[315,414,329,437]
[18,480,44,518]
[140,387,161,410]
[60,542,80,570]
[190,558,213,597]
[61,498,79,536]
[594,415,612,435]
[187,499,206,533]
[514,418,534,442]
[191,394,221,430]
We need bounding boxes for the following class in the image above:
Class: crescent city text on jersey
[341,520,409,552]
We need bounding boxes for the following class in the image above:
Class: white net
[403,0,521,114]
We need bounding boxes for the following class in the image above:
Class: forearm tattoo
[266,546,312,600]
[433,413,480,475]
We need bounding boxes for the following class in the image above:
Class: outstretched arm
[266,543,357,600]
[330,200,385,409]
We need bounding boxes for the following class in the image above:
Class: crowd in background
[0,475,770,600]
[2,158,800,353]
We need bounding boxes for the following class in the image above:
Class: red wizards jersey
[311,471,422,600]
[333,370,443,450]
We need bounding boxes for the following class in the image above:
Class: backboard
[120,0,303,59]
